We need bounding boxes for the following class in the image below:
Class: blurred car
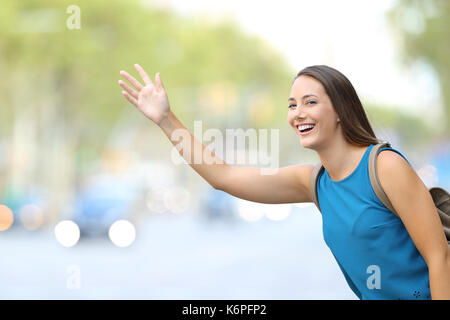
[202,187,239,223]
[72,173,143,238]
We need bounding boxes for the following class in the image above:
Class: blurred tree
[387,0,450,134]
[0,0,442,221]
[365,103,434,149]
[0,0,292,219]
[0,0,292,140]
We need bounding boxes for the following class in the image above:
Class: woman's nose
[292,105,307,119]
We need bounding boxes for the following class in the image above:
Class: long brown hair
[294,65,382,146]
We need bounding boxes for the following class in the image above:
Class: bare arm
[158,111,314,204]
[217,164,314,204]
[158,110,229,191]
[118,64,314,204]
[378,150,450,299]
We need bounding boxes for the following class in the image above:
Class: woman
[118,64,450,300]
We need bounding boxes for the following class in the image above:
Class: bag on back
[309,142,450,246]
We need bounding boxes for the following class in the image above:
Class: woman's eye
[288,101,316,109]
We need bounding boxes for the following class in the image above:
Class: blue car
[73,174,141,238]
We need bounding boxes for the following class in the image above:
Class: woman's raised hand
[119,64,170,125]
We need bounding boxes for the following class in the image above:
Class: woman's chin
[299,136,317,150]
[300,136,311,148]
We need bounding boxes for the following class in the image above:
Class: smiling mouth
[296,124,316,135]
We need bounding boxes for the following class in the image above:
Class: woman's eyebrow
[288,94,318,102]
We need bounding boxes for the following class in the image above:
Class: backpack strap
[368,142,399,217]
[310,142,399,216]
[309,163,324,212]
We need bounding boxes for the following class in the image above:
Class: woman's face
[287,75,341,150]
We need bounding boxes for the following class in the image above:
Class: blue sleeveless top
[316,144,431,300]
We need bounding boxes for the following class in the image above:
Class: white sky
[150,0,443,126]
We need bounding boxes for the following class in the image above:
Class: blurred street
[0,0,448,301]
[0,205,356,300]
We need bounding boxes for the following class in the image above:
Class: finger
[118,80,139,99]
[155,72,166,92]
[134,64,153,86]
[122,90,138,107]
[120,70,144,91]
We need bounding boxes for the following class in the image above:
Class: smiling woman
[288,65,381,150]
[118,63,449,300]
[286,65,449,300]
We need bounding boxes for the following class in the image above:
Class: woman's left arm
[378,150,450,300]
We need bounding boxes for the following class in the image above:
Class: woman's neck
[316,138,370,181]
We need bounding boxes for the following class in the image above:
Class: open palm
[118,64,170,125]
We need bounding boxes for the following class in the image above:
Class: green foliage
[365,104,433,147]
[387,0,450,133]
[0,0,441,151]
[0,0,293,144]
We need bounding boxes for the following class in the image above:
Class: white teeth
[298,124,315,131]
